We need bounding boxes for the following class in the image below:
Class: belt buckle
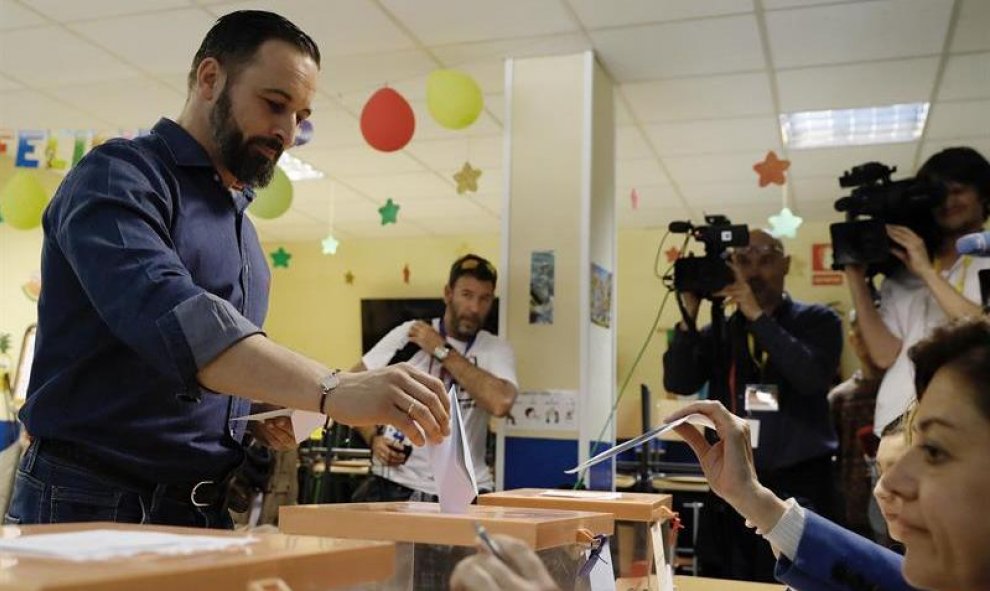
[190,480,215,508]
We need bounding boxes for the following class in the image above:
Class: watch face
[321,372,340,392]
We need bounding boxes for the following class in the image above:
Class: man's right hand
[371,434,408,466]
[326,363,450,446]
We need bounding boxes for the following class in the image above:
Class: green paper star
[378,198,400,225]
[270,247,292,268]
[321,233,339,255]
[453,161,481,194]
[345,271,355,284]
[768,207,803,239]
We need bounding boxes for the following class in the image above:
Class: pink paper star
[630,188,640,210]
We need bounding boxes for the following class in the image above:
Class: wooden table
[616,575,786,590]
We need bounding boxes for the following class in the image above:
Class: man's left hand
[249,410,297,451]
[887,224,934,279]
[408,321,446,354]
[716,261,763,321]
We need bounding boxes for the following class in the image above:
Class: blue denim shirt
[20,118,270,485]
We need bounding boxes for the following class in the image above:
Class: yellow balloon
[0,170,50,230]
[249,167,293,220]
[426,69,484,130]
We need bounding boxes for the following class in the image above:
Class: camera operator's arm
[845,266,901,369]
[663,292,713,394]
[748,308,842,400]
[887,225,983,320]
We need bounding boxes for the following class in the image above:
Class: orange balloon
[360,87,415,152]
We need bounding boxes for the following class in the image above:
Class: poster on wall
[590,263,612,328]
[505,390,577,433]
[529,250,555,325]
[811,243,843,286]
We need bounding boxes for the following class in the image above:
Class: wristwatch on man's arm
[432,345,451,362]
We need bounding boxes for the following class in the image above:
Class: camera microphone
[957,230,990,257]
[668,221,693,233]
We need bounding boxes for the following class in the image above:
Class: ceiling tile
[616,126,652,161]
[616,183,680,211]
[678,181,774,206]
[413,215,499,236]
[208,0,415,56]
[331,219,434,238]
[379,0,578,46]
[430,33,590,69]
[296,100,363,150]
[47,77,184,128]
[0,26,137,87]
[644,116,781,156]
[616,158,667,187]
[614,94,634,125]
[785,143,919,179]
[762,0,840,8]
[621,72,774,123]
[664,152,768,183]
[767,0,953,69]
[342,170,455,200]
[69,9,215,76]
[322,190,381,223]
[567,0,751,29]
[925,100,990,140]
[0,73,23,91]
[0,89,106,128]
[405,135,501,170]
[938,53,990,102]
[791,176,844,210]
[618,205,692,229]
[0,0,46,29]
[22,0,192,22]
[951,0,990,53]
[320,50,436,97]
[303,146,426,177]
[590,15,764,81]
[777,57,940,112]
[399,196,492,219]
[791,198,841,223]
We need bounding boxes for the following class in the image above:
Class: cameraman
[845,147,990,433]
[663,229,842,582]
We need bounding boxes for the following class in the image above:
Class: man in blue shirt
[7,11,449,529]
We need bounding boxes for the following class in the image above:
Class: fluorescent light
[277,152,325,181]
[780,102,929,149]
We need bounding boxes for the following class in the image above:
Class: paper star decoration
[402,264,411,284]
[345,271,355,284]
[630,188,640,210]
[453,161,481,194]
[321,233,339,255]
[768,207,803,239]
[378,198,400,225]
[270,247,292,268]
[753,151,791,187]
[665,247,681,263]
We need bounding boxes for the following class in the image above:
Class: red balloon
[360,87,415,152]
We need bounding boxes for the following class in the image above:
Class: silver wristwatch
[432,345,451,362]
[318,370,340,414]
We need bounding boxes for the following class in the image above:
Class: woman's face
[883,368,990,590]
[874,431,910,542]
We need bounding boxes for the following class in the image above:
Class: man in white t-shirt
[351,254,518,501]
[846,147,990,432]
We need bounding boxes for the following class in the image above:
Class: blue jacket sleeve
[776,511,917,591]
[49,142,261,392]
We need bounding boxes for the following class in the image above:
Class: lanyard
[427,317,477,386]
[935,255,972,293]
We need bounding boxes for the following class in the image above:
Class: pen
[473,522,511,566]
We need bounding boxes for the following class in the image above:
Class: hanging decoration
[378,198,400,225]
[321,233,339,255]
[0,170,49,230]
[345,271,355,285]
[426,69,483,130]
[453,161,481,194]
[249,167,293,219]
[360,87,416,152]
[293,119,315,148]
[630,188,640,210]
[3,128,148,174]
[768,207,803,239]
[664,247,681,263]
[22,273,41,302]
[270,247,292,268]
[402,264,411,284]
[753,151,790,187]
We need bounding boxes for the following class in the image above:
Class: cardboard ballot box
[0,522,394,591]
[280,501,614,591]
[479,489,675,587]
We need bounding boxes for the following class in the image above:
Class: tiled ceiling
[1,0,988,241]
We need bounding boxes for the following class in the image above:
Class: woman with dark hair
[451,317,990,591]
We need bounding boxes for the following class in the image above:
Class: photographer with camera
[663,228,842,582]
[843,147,990,434]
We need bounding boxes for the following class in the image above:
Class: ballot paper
[539,490,621,500]
[564,413,715,475]
[0,529,256,562]
[427,385,478,513]
[230,408,327,444]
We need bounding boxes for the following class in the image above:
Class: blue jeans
[4,441,233,529]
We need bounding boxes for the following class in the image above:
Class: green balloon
[427,69,484,130]
[0,170,49,230]
[249,167,293,219]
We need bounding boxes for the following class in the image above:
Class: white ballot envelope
[230,408,327,444]
[564,413,715,475]
[427,384,478,513]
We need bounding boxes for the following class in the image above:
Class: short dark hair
[449,254,497,289]
[910,317,990,420]
[188,10,321,91]
[916,146,990,220]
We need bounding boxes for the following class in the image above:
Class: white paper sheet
[564,414,715,475]
[0,529,256,562]
[580,538,617,591]
[427,385,478,513]
[231,409,327,444]
[539,490,621,500]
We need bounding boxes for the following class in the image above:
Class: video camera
[830,162,945,274]
[670,215,749,297]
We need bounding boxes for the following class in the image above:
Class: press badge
[745,384,780,413]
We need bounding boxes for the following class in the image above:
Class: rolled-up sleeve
[52,143,261,392]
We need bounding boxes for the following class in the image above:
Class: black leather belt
[37,439,228,508]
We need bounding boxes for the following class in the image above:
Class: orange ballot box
[280,501,614,591]
[479,489,676,587]
[0,522,394,591]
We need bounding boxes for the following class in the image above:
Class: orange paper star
[665,247,681,263]
[345,271,355,285]
[753,151,790,187]
[402,264,410,284]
